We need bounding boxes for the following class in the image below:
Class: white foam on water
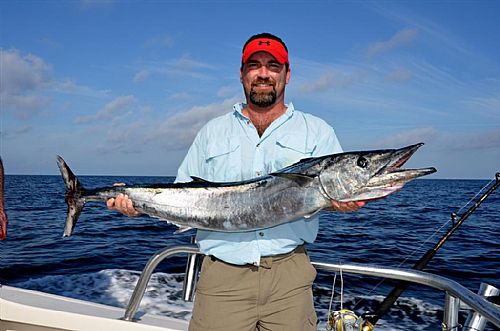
[14,270,446,330]
[13,269,194,320]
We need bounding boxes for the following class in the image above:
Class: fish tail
[56,156,86,237]
[0,157,8,240]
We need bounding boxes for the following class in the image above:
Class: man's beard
[248,79,277,107]
[249,88,277,107]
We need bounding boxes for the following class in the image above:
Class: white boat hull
[0,285,188,331]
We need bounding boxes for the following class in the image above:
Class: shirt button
[259,232,264,237]
[256,171,261,176]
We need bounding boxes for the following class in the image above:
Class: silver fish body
[57,143,436,236]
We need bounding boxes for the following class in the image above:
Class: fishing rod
[360,172,500,331]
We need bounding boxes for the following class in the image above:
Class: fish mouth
[376,143,435,175]
[384,143,423,173]
[357,143,436,201]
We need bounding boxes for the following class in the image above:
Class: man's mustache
[251,78,275,87]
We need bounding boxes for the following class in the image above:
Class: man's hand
[324,200,365,212]
[106,193,141,217]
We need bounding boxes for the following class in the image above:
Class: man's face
[240,52,290,108]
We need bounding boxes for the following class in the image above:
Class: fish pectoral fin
[303,208,322,219]
[174,225,193,234]
[271,173,316,187]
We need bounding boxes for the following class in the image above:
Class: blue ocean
[1,175,499,330]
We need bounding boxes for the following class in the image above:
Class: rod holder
[463,283,500,331]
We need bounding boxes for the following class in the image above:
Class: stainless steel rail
[122,245,200,321]
[311,261,500,330]
[122,245,500,330]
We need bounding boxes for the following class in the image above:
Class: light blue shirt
[175,102,342,265]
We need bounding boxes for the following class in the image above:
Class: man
[108,32,364,331]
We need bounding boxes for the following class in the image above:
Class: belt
[209,245,306,268]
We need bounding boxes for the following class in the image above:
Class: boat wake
[12,269,449,330]
[12,269,193,321]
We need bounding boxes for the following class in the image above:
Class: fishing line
[394,176,495,268]
[455,177,495,216]
[326,267,351,331]
[340,268,344,311]
[352,176,497,311]
[327,266,361,331]
[351,219,451,309]
[327,272,338,318]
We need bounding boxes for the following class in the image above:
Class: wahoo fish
[0,158,8,240]
[57,143,436,236]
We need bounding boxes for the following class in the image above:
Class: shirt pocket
[205,138,241,182]
[274,134,315,171]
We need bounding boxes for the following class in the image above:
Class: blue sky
[1,1,499,179]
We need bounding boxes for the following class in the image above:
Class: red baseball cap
[242,38,289,65]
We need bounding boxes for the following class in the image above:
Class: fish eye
[357,156,368,168]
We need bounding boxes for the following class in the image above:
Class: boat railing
[122,244,500,330]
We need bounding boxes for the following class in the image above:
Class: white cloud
[133,70,151,83]
[139,105,153,113]
[462,94,500,119]
[174,54,212,71]
[96,121,147,154]
[94,97,241,155]
[146,97,241,150]
[52,79,111,98]
[373,127,500,152]
[15,125,33,134]
[293,59,366,95]
[386,67,412,82]
[138,98,239,150]
[217,85,240,98]
[0,49,52,93]
[374,127,438,148]
[144,34,174,48]
[366,28,418,58]
[0,48,53,117]
[1,125,33,140]
[75,95,136,124]
[132,55,216,83]
[167,92,193,101]
[2,95,51,119]
[441,128,500,151]
[299,71,335,93]
[38,37,62,49]
[369,4,474,58]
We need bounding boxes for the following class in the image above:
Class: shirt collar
[233,102,295,120]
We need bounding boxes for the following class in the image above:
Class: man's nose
[256,65,271,78]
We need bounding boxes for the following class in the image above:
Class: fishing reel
[327,310,375,331]
[327,309,361,331]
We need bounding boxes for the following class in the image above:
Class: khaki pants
[189,246,317,331]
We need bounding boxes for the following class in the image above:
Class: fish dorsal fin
[190,176,210,183]
[271,173,316,187]
[298,156,316,163]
